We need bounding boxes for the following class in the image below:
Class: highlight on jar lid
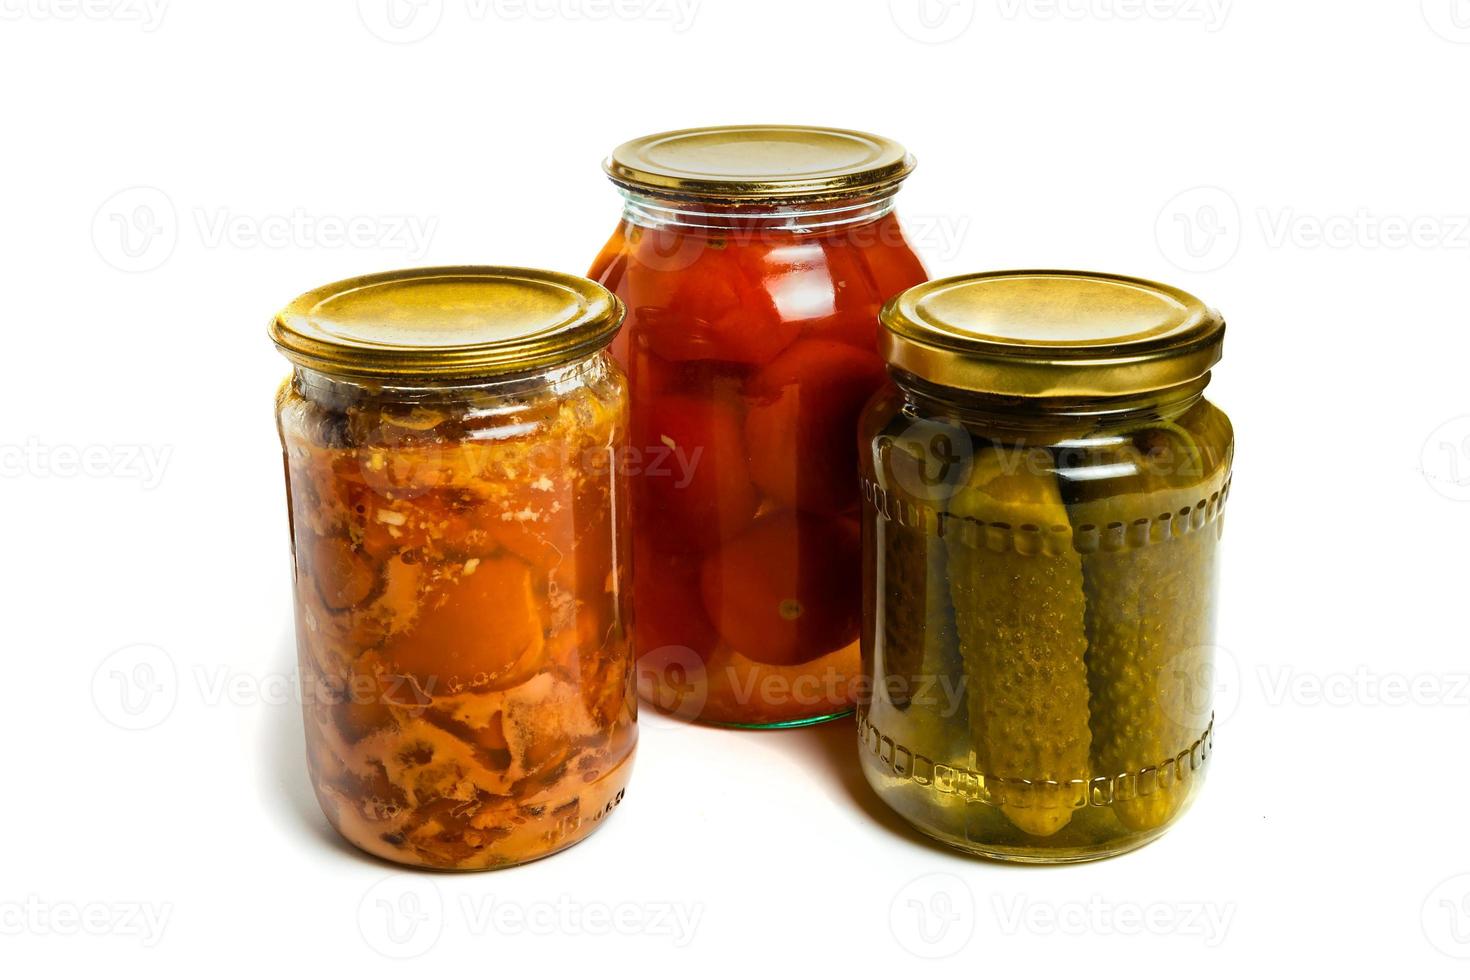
[603,124,915,201]
[879,270,1226,398]
[269,266,625,381]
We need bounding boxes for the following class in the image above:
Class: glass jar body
[275,352,636,870]
[857,378,1233,861]
[589,193,928,727]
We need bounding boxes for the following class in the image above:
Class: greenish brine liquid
[858,393,1232,863]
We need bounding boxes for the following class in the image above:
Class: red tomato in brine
[637,393,758,552]
[699,511,862,667]
[629,234,800,366]
[632,543,720,658]
[743,340,891,513]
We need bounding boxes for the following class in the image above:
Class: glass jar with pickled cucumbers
[589,125,928,727]
[858,270,1233,863]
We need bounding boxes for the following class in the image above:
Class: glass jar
[858,271,1233,862]
[589,125,929,727]
[270,267,636,870]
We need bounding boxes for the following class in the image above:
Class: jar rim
[269,266,624,382]
[880,270,1226,399]
[603,124,915,203]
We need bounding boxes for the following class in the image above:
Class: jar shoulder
[591,215,927,314]
[276,354,627,454]
[861,392,1233,517]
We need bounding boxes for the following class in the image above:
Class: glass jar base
[314,746,636,872]
[637,696,855,730]
[710,708,855,730]
[910,822,1172,864]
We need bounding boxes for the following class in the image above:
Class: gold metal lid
[270,266,624,381]
[603,125,915,202]
[880,271,1225,398]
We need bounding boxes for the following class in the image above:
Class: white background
[4,0,1469,974]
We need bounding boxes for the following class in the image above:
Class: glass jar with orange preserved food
[589,125,929,727]
[271,267,636,870]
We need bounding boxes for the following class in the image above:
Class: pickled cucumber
[1064,403,1232,831]
[874,433,961,716]
[945,446,1092,837]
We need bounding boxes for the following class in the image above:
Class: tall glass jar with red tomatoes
[589,126,928,727]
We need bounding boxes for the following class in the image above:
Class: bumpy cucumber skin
[946,450,1092,837]
[1080,522,1218,830]
[1070,402,1232,831]
[861,401,968,721]
[881,518,953,710]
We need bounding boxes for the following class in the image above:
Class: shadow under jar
[271,267,637,870]
[858,271,1234,862]
[589,125,929,727]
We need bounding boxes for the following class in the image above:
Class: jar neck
[293,349,613,409]
[618,187,899,234]
[893,370,1211,441]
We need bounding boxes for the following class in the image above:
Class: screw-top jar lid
[879,270,1226,398]
[269,266,624,381]
[603,125,916,202]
